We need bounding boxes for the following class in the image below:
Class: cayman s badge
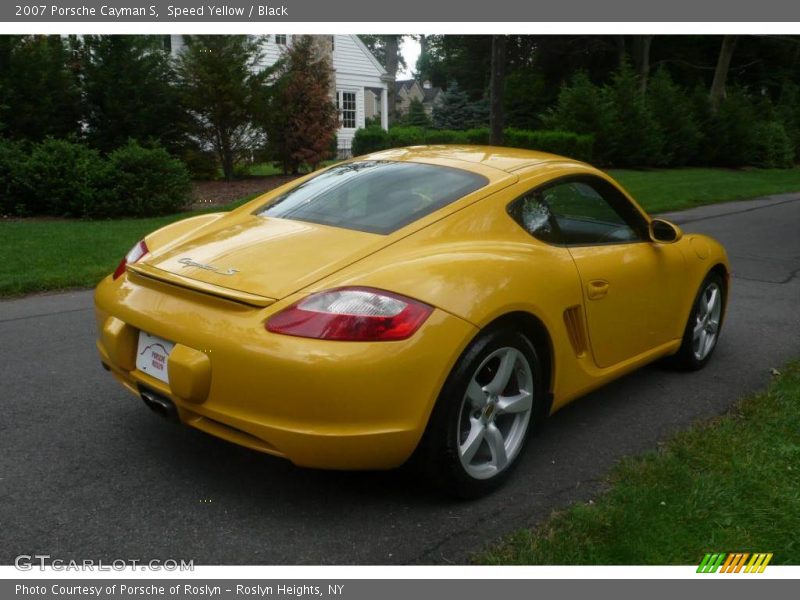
[178,257,239,276]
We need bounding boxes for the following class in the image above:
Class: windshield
[257,160,488,234]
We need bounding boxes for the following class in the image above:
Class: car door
[512,176,685,369]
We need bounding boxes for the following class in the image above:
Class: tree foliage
[266,35,339,174]
[403,98,431,127]
[0,35,82,142]
[81,35,187,153]
[432,82,488,130]
[175,35,271,180]
[357,35,407,72]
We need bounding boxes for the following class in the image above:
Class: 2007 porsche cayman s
[95,146,729,497]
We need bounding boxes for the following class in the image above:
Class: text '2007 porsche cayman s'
[95,146,730,497]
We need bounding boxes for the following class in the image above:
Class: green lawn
[1,167,800,297]
[478,362,800,566]
[247,159,339,177]
[0,196,256,297]
[609,167,800,213]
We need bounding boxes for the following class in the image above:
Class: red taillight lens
[112,240,149,280]
[266,287,433,341]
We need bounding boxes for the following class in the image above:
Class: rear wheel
[417,327,544,498]
[671,272,726,370]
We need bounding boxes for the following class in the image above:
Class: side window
[510,178,646,246]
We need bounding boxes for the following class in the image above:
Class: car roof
[362,145,584,175]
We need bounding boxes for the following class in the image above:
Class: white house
[168,34,390,156]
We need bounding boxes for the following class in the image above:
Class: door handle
[586,280,609,300]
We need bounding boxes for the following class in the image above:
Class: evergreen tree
[0,35,82,142]
[175,35,271,180]
[266,36,339,174]
[81,35,187,153]
[405,98,431,127]
[602,62,665,166]
[542,71,609,138]
[776,80,800,161]
[647,68,702,166]
[432,82,487,130]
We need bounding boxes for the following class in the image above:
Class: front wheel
[671,272,726,370]
[416,327,544,498]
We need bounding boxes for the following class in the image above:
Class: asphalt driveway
[1,194,799,565]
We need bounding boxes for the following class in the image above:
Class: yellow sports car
[95,146,729,497]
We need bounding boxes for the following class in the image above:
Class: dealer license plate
[136,332,175,384]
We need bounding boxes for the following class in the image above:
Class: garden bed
[191,175,297,209]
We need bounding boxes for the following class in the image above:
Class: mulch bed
[191,175,297,209]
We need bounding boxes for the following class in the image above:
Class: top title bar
[3,0,800,22]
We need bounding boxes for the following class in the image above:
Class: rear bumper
[95,273,477,470]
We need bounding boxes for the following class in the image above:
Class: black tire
[670,271,726,371]
[415,326,545,499]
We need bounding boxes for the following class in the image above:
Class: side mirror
[649,219,683,244]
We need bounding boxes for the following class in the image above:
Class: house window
[337,91,357,129]
[275,35,287,45]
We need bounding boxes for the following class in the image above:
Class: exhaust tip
[140,388,179,423]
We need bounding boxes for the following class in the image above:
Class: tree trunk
[384,35,399,126]
[632,35,653,94]
[710,35,738,114]
[216,127,234,181]
[419,34,428,60]
[615,36,626,68]
[489,35,507,146]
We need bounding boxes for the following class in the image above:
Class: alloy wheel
[456,346,534,480]
[692,281,722,361]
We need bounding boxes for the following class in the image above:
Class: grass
[2,167,800,297]
[0,196,257,297]
[609,167,800,213]
[247,159,339,177]
[478,362,800,566]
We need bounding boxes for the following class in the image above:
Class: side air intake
[563,306,588,357]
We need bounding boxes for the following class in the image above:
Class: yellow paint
[95,146,730,469]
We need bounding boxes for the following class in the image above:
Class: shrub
[350,126,593,161]
[544,66,665,166]
[22,138,106,216]
[504,129,594,162]
[404,98,432,128]
[602,63,665,167]
[776,81,800,162]
[542,71,610,146]
[385,126,428,148]
[91,140,192,218]
[752,121,795,168]
[701,88,759,167]
[647,68,702,166]
[0,137,27,215]
[352,125,389,156]
[181,144,219,180]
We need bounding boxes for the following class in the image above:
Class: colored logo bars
[697,553,773,573]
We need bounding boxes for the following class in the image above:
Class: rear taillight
[112,239,149,280]
[266,287,433,341]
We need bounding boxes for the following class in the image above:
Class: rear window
[257,160,488,234]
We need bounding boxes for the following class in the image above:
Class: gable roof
[395,79,418,94]
[350,35,388,77]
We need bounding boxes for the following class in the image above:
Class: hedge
[352,125,594,162]
[0,138,192,218]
